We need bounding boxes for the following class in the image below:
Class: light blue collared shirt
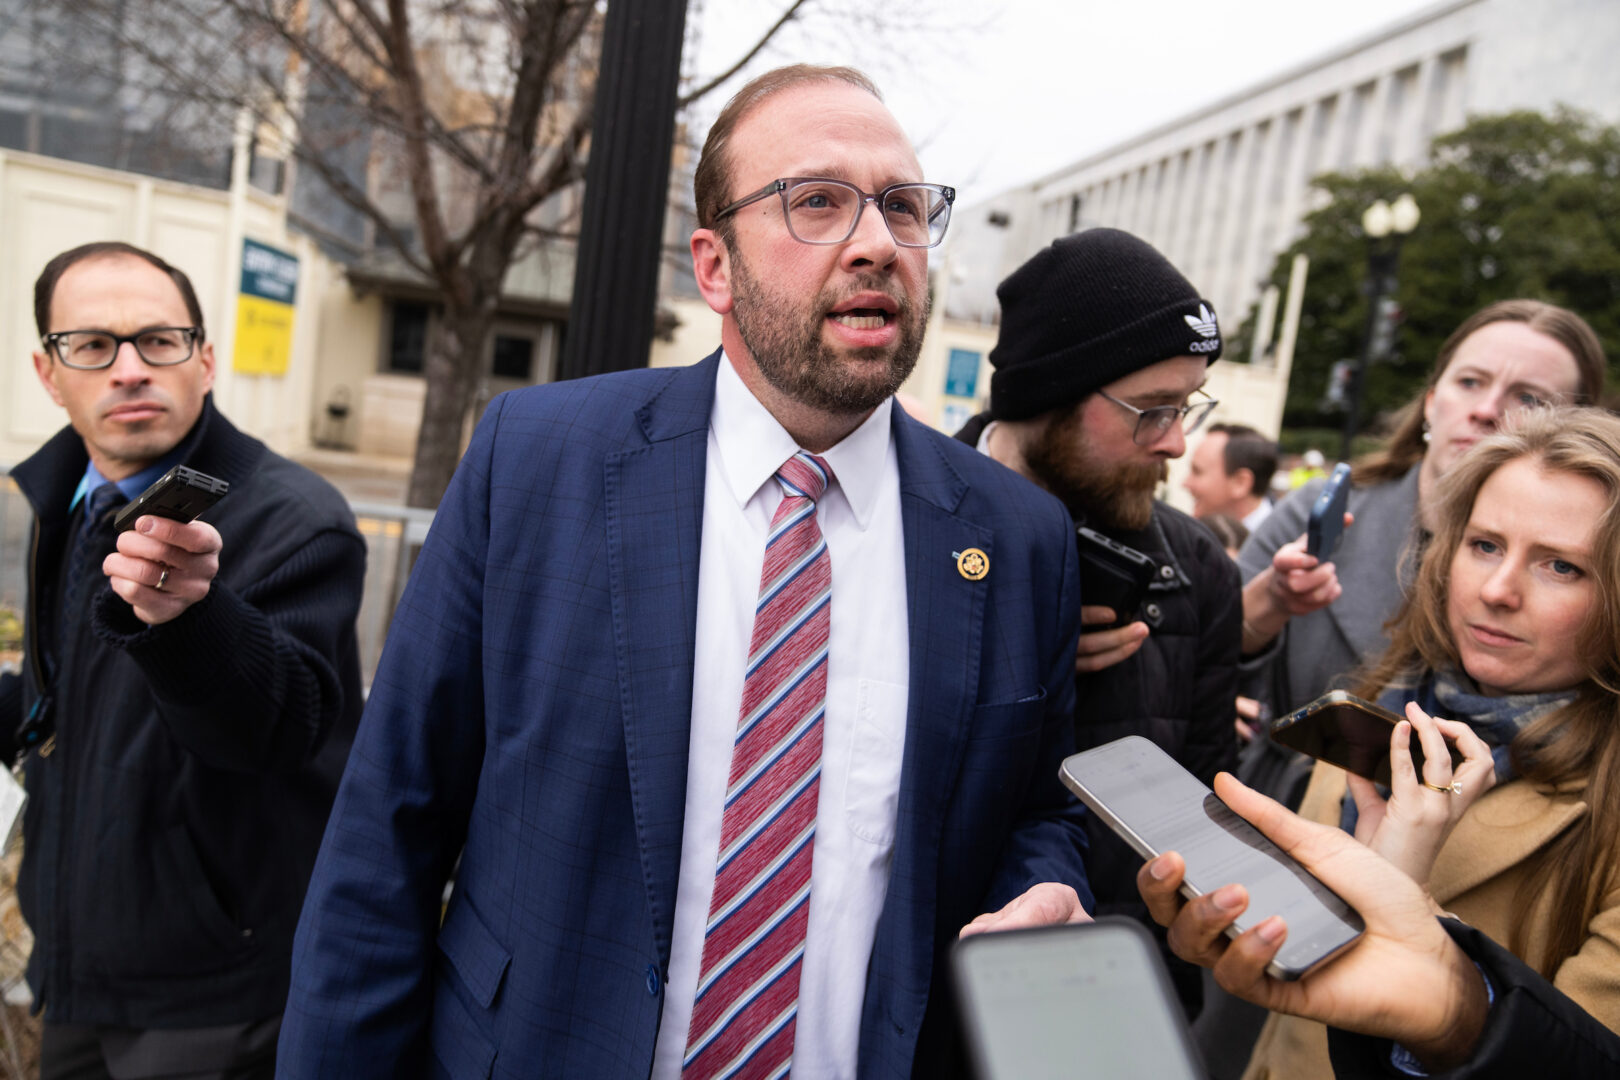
[68,448,187,516]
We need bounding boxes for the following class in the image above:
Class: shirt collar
[974,419,998,456]
[68,447,185,512]
[711,350,893,529]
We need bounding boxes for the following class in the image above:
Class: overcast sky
[689,0,1445,207]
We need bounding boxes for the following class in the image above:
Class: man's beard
[1025,403,1166,531]
[729,247,926,415]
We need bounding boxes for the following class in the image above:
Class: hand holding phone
[1135,773,1490,1066]
[1344,700,1497,886]
[1305,463,1352,560]
[1269,691,1462,786]
[952,919,1205,1080]
[1061,737,1363,980]
[1076,526,1156,628]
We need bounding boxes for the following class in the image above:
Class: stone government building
[944,0,1620,335]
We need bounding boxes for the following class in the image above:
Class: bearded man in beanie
[956,228,1241,1015]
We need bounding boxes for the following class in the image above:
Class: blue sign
[239,239,299,304]
[945,348,981,398]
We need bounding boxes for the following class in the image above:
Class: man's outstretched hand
[961,882,1092,938]
[105,515,222,625]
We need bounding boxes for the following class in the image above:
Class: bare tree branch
[678,0,812,108]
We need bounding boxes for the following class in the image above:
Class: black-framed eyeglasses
[715,177,956,248]
[1099,387,1219,445]
[43,327,202,370]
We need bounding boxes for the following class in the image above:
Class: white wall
[650,295,723,369]
[0,148,360,466]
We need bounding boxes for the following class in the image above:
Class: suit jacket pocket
[431,898,508,1077]
[968,686,1048,744]
[430,972,497,1079]
[437,896,511,1008]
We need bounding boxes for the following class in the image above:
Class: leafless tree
[39,0,959,506]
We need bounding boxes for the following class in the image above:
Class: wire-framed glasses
[43,327,202,370]
[1098,387,1220,445]
[715,177,956,248]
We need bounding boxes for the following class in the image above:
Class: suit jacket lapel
[605,350,718,967]
[865,413,991,1038]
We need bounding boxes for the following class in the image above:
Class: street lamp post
[1342,193,1420,459]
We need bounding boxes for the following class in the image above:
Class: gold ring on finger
[155,566,170,591]
[1421,779,1462,795]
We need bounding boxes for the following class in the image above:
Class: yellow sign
[234,294,295,375]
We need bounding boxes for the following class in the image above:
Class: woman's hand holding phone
[1266,529,1349,615]
[1239,513,1353,654]
[1136,773,1490,1072]
[1348,702,1496,886]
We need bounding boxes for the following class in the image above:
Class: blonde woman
[1243,405,1620,1078]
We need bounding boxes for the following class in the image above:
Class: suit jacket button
[646,964,661,996]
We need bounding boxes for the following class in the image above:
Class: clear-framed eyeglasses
[1098,387,1220,445]
[714,177,956,248]
[43,327,202,370]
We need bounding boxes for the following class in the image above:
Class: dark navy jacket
[0,400,365,1026]
[279,352,1089,1078]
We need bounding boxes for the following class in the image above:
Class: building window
[491,334,535,381]
[386,301,429,374]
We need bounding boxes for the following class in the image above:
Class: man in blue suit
[280,64,1090,1078]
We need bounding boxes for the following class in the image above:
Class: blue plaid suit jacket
[278,351,1088,1078]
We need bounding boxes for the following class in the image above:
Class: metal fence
[0,468,433,691]
[348,500,436,684]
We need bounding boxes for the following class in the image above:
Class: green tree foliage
[1239,109,1620,430]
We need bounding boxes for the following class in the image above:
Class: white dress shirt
[1242,498,1274,533]
[651,353,910,1079]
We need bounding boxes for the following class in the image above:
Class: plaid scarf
[1390,667,1575,782]
[1339,668,1575,833]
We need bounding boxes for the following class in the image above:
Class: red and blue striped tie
[683,451,834,1080]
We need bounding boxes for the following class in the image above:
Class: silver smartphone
[952,918,1204,1080]
[1060,736,1364,980]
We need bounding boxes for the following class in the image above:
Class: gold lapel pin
[954,547,989,581]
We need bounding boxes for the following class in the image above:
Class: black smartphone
[1076,526,1157,627]
[1060,736,1364,980]
[1305,462,1352,559]
[1269,690,1465,787]
[952,919,1204,1080]
[112,465,230,533]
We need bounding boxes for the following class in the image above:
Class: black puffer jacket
[0,399,365,1027]
[956,413,1241,1006]
[1068,504,1240,864]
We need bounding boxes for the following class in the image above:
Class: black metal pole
[557,0,692,382]
[1342,245,1400,460]
[1341,274,1380,461]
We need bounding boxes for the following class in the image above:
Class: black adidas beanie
[988,228,1222,421]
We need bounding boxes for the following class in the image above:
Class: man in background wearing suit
[279,64,1090,1078]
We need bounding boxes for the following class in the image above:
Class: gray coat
[1236,464,1422,714]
